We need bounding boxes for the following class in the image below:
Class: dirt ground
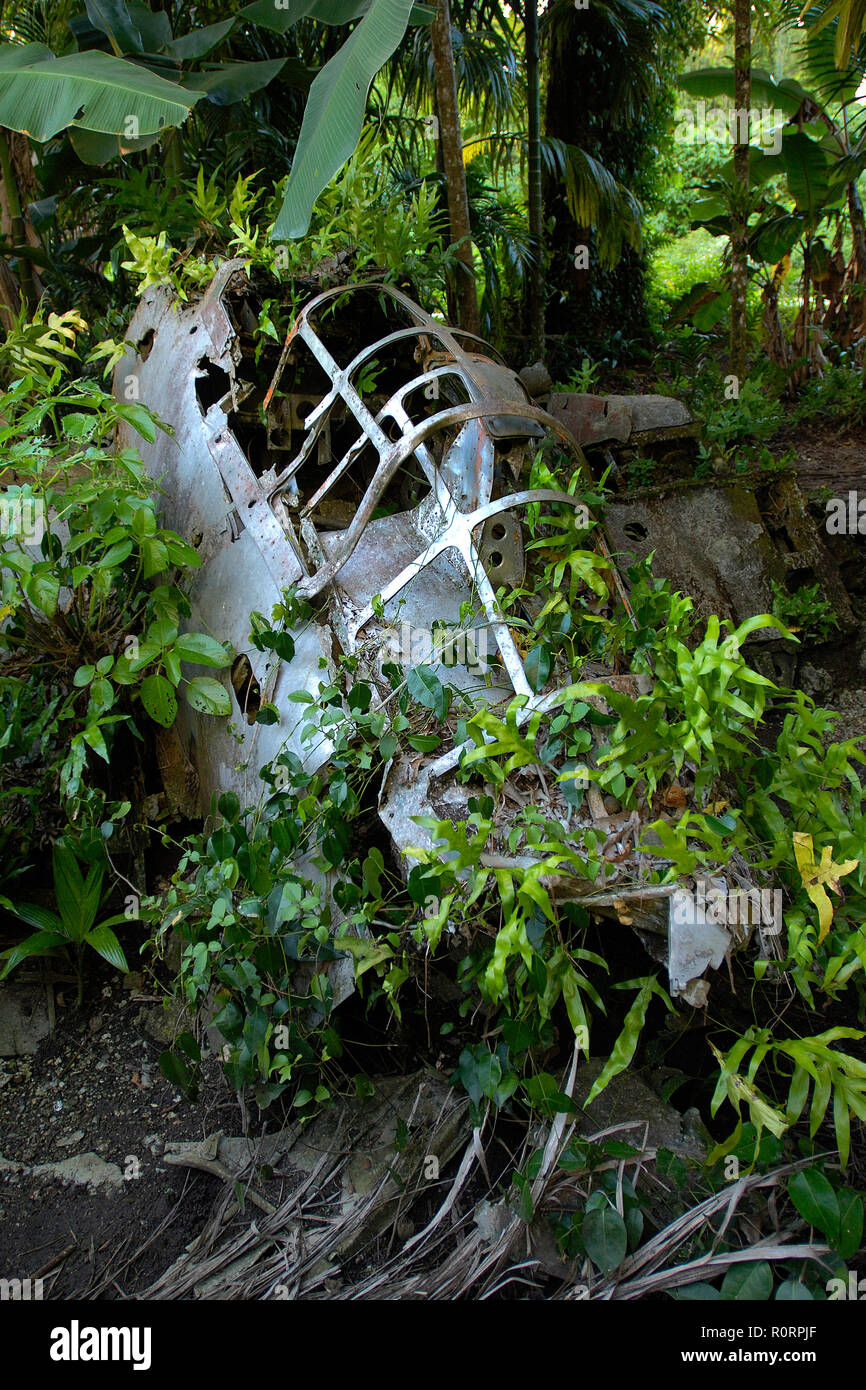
[783,426,866,496]
[0,946,228,1297]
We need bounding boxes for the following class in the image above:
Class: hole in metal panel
[230,655,261,725]
[195,358,232,416]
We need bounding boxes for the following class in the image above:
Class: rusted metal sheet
[546,392,699,449]
[603,478,855,644]
[115,262,335,812]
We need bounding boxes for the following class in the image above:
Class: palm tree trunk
[730,0,751,384]
[525,0,545,362]
[847,180,866,279]
[430,0,479,335]
[845,180,866,341]
[0,129,35,313]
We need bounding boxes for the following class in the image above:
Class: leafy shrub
[116,136,455,320]
[771,578,840,645]
[147,791,346,1112]
[0,839,130,1004]
[0,376,231,809]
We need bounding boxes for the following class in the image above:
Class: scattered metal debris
[546,391,700,451]
[603,477,855,655]
[540,389,855,667]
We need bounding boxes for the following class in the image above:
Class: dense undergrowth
[2,273,866,1296]
[2,32,866,1288]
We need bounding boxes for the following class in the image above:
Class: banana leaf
[165,19,236,61]
[72,1,173,54]
[780,129,833,216]
[115,0,172,51]
[84,0,144,54]
[240,0,433,31]
[272,0,417,239]
[70,125,162,163]
[181,57,288,106]
[0,43,199,140]
[678,66,810,120]
[752,212,804,264]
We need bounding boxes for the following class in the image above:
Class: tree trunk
[430,0,479,335]
[846,179,866,283]
[730,0,751,385]
[0,129,35,314]
[845,180,866,339]
[524,0,544,362]
[541,3,649,369]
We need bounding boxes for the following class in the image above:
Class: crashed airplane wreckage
[116,260,782,1007]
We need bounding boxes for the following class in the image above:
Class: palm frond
[805,0,866,67]
[794,3,866,108]
[545,136,643,265]
[0,0,79,53]
[384,16,520,135]
[543,0,669,131]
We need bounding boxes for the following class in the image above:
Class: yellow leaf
[462,136,488,165]
[792,833,859,944]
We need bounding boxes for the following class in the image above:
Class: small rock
[640,826,665,849]
[475,1198,511,1244]
[0,985,53,1057]
[573,1060,705,1161]
[138,998,190,1046]
[625,394,693,432]
[798,663,829,700]
[162,933,183,973]
[32,1152,124,1190]
[518,361,553,397]
[57,1130,85,1148]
